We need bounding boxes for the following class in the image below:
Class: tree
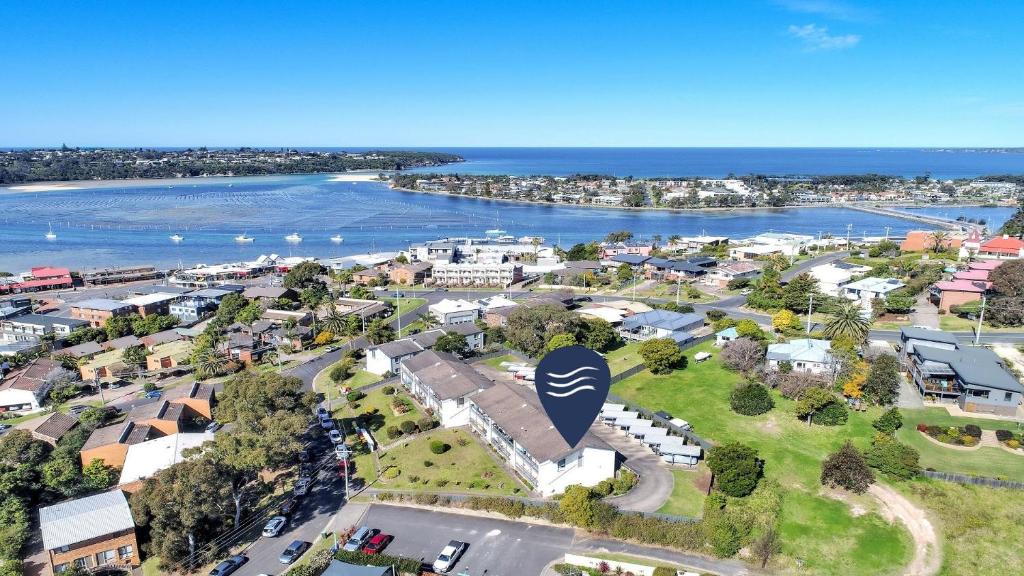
[990,259,1024,297]
[104,315,135,340]
[322,309,349,336]
[638,338,685,374]
[283,261,327,289]
[505,304,584,358]
[417,311,440,330]
[565,242,600,261]
[558,485,598,528]
[365,319,395,345]
[811,400,848,426]
[750,525,780,569]
[41,451,82,497]
[730,383,774,416]
[782,273,819,312]
[864,434,920,480]
[0,430,51,499]
[773,370,822,400]
[795,387,836,425]
[82,458,118,490]
[434,333,469,355]
[192,348,227,380]
[863,354,900,405]
[823,302,870,343]
[604,231,634,243]
[0,496,29,561]
[872,407,903,435]
[122,344,147,366]
[821,442,874,493]
[579,318,618,352]
[616,264,634,283]
[215,292,248,323]
[706,442,762,497]
[884,292,915,315]
[545,333,576,354]
[929,231,950,253]
[720,338,764,373]
[734,319,766,341]
[771,309,799,333]
[234,301,264,325]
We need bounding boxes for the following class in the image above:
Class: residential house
[704,261,761,288]
[607,254,650,269]
[766,339,835,375]
[268,325,314,351]
[145,340,192,371]
[69,299,134,328]
[599,240,655,258]
[242,286,298,303]
[666,235,729,254]
[430,262,523,287]
[977,235,1024,260]
[335,298,392,322]
[79,349,130,381]
[117,432,215,491]
[31,411,79,446]
[125,400,186,436]
[808,264,855,297]
[139,330,182,349]
[898,327,960,361]
[905,343,1022,416]
[715,327,739,346]
[39,490,140,573]
[900,230,964,253]
[643,258,708,281]
[168,296,216,324]
[429,299,480,325]
[841,277,906,316]
[367,329,446,375]
[728,244,785,260]
[322,560,395,576]
[57,341,104,360]
[352,269,382,285]
[577,306,627,325]
[0,297,32,319]
[930,280,987,312]
[469,379,617,496]
[618,310,704,344]
[0,358,68,413]
[0,314,88,345]
[80,421,155,469]
[163,381,216,419]
[400,351,493,427]
[120,292,180,317]
[100,335,143,352]
[389,262,433,285]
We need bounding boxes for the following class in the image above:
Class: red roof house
[978,235,1024,259]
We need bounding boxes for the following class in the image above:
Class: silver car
[262,516,287,537]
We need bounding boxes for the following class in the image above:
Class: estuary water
[0,174,1012,271]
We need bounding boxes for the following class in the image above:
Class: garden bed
[995,429,1024,454]
[916,423,982,448]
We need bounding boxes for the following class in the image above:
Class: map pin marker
[536,345,612,448]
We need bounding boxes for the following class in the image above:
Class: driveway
[591,424,674,513]
[910,293,939,329]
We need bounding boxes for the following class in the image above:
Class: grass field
[604,342,643,375]
[381,297,428,323]
[357,428,521,495]
[479,354,521,369]
[332,386,422,436]
[657,465,709,518]
[314,361,382,397]
[900,479,1024,576]
[611,341,911,575]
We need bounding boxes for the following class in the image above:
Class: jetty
[845,204,965,230]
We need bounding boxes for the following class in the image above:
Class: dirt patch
[823,488,867,517]
[757,415,781,435]
[869,483,941,576]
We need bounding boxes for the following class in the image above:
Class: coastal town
[3,206,1024,576]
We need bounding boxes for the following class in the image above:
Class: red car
[337,459,355,478]
[361,533,393,555]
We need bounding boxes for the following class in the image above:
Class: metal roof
[39,490,135,550]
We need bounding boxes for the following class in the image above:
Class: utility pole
[846,223,853,249]
[676,275,682,306]
[806,293,814,335]
[974,294,987,346]
[884,226,891,242]
[395,287,402,336]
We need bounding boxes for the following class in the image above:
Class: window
[54,564,70,573]
[1006,392,1014,402]
[117,545,133,558]
[456,397,464,407]
[57,545,70,553]
[96,550,116,564]
[73,557,88,568]
[557,458,566,470]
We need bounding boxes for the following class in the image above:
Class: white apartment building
[430,262,524,287]
[399,351,492,427]
[428,299,481,325]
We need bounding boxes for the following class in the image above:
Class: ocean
[0,171,1014,271]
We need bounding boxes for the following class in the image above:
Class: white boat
[330,235,344,243]
[45,222,57,240]
[170,234,184,242]
[485,228,506,236]
[285,232,303,243]
[519,235,545,244]
[234,233,254,243]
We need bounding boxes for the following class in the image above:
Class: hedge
[334,550,422,574]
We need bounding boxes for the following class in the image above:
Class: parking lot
[359,504,576,576]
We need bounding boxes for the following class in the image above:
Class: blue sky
[2,0,1022,147]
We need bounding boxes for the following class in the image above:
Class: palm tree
[263,349,281,368]
[823,301,871,343]
[417,312,440,329]
[930,231,949,253]
[193,349,226,380]
[322,309,348,336]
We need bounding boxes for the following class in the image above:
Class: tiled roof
[32,412,78,442]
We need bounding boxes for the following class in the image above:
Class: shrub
[821,441,874,493]
[996,429,1014,442]
[434,478,449,487]
[423,460,434,467]
[1007,439,1021,449]
[399,420,416,434]
[417,416,436,432]
[810,401,849,426]
[706,516,742,558]
[638,338,686,374]
[729,383,774,416]
[413,493,440,505]
[652,568,677,576]
[407,475,420,483]
[916,423,928,433]
[706,442,762,497]
[865,434,921,480]
[385,426,400,439]
[429,440,450,454]
[872,408,903,435]
[963,424,982,438]
[333,550,422,574]
[143,382,157,393]
[382,385,395,395]
[925,425,943,437]
[961,436,978,447]
[455,435,470,447]
[382,467,400,479]
[346,390,365,403]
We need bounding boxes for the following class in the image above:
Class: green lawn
[899,479,1024,576]
[637,282,716,302]
[314,360,383,398]
[938,315,1018,333]
[356,428,521,495]
[332,386,422,437]
[896,408,1024,479]
[611,341,912,575]
[381,297,428,323]
[657,466,709,518]
[479,354,521,370]
[604,342,643,375]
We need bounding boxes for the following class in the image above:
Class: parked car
[209,555,247,576]
[574,296,593,302]
[297,447,312,463]
[279,497,298,516]
[320,417,334,430]
[205,421,222,433]
[68,405,88,416]
[144,390,163,399]
[325,345,339,353]
[432,540,468,573]
[262,516,288,538]
[293,477,312,497]
[337,459,355,477]
[316,406,329,419]
[361,533,393,555]
[0,424,10,434]
[334,443,351,460]
[278,540,310,564]
[328,429,344,444]
[342,526,377,552]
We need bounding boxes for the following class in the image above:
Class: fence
[922,470,1024,490]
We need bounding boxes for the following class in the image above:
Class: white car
[293,478,312,497]
[432,540,467,573]
[262,516,287,537]
[328,429,344,444]
[334,444,351,460]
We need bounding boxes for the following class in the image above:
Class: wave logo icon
[536,345,611,448]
